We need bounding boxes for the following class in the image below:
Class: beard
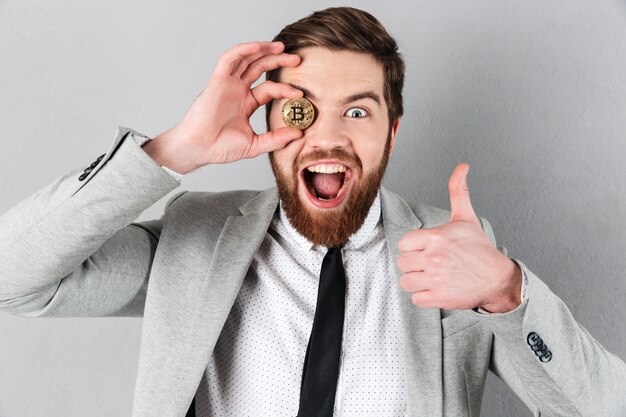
[269,133,392,248]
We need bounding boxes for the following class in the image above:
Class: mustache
[294,148,363,172]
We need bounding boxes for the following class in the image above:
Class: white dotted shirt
[194,194,408,416]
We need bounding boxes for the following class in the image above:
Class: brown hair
[265,7,405,129]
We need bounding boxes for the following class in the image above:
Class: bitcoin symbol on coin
[281,97,315,130]
[291,106,305,121]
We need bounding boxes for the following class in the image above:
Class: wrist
[479,258,523,313]
[142,129,201,175]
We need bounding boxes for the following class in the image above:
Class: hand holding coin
[144,41,304,173]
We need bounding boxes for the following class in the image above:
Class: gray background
[1,0,625,416]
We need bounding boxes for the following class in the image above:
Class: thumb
[250,127,303,157]
[448,162,480,224]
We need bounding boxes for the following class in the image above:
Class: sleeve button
[535,344,549,357]
[78,173,87,181]
[539,350,553,363]
[531,340,545,352]
[527,332,542,346]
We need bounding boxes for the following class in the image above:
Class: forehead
[278,46,384,102]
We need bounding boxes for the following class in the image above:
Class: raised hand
[144,41,304,174]
[396,163,522,313]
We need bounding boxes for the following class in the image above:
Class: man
[0,6,624,417]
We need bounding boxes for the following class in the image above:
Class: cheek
[352,130,389,170]
[271,141,304,175]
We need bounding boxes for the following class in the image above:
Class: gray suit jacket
[1,126,624,417]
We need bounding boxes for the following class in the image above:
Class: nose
[302,111,351,151]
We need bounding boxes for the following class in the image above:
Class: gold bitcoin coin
[281,97,315,130]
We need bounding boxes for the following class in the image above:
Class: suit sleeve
[0,126,184,318]
[474,217,626,417]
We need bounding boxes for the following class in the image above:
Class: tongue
[311,172,344,199]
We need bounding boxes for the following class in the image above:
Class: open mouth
[300,161,354,209]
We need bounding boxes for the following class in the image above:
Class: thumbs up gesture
[397,163,522,313]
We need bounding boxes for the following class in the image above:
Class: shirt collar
[277,192,382,252]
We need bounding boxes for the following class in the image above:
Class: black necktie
[297,246,346,417]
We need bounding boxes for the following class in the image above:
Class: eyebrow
[289,83,382,107]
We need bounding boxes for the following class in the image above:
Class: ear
[389,118,400,156]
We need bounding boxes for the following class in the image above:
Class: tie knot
[325,246,343,261]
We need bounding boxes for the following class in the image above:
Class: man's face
[269,46,400,248]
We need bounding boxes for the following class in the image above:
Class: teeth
[306,164,347,174]
[337,177,349,195]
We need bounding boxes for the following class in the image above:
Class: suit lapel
[380,187,443,417]
[187,188,280,383]
[133,188,279,417]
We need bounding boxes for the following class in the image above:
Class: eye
[344,107,368,118]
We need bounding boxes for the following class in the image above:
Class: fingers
[397,251,422,273]
[231,48,276,79]
[249,80,303,112]
[399,272,437,293]
[213,41,301,88]
[241,53,301,84]
[398,233,425,253]
[398,228,445,252]
[401,277,446,309]
[410,291,438,308]
[397,248,454,275]
[213,41,284,78]
[249,127,304,157]
[243,80,304,157]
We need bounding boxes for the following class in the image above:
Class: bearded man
[0,6,624,417]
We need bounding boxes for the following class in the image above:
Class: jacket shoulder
[406,201,451,229]
[382,187,496,244]
[164,189,266,217]
[382,187,452,228]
